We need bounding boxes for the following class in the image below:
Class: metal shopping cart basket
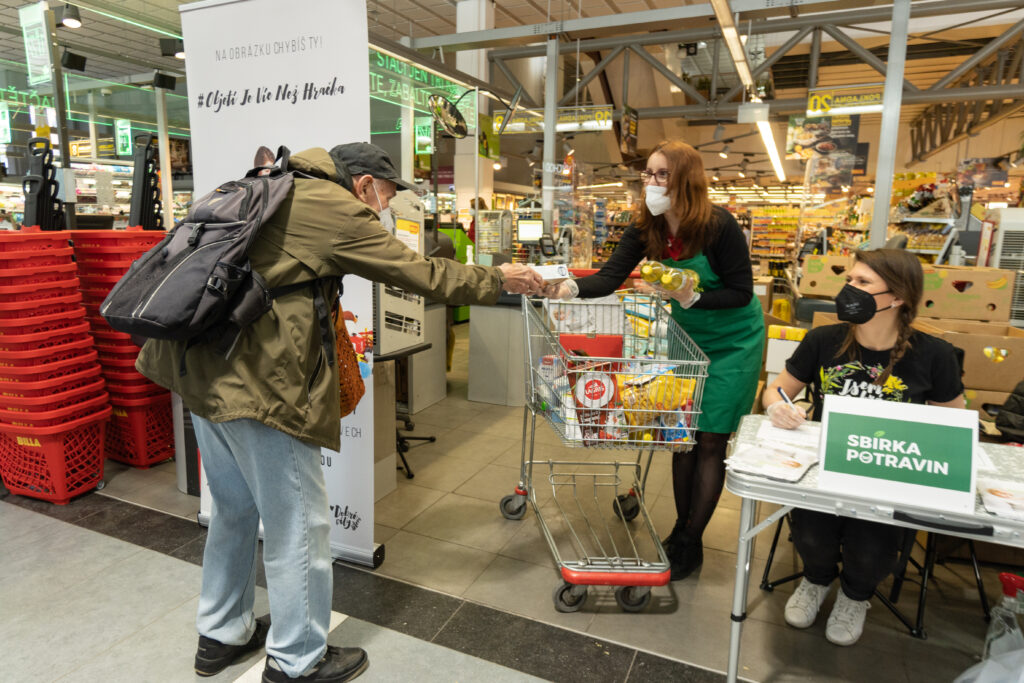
[499,293,709,613]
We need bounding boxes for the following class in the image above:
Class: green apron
[664,252,764,433]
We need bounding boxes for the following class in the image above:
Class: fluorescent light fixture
[578,182,624,189]
[756,120,786,182]
[711,0,755,88]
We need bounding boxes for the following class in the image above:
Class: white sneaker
[826,591,871,646]
[784,578,832,628]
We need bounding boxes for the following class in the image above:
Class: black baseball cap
[328,142,416,191]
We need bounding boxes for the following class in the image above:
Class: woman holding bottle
[542,139,764,580]
[763,248,964,646]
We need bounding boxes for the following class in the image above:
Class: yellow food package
[646,375,696,411]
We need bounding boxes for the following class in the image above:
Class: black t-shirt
[785,324,964,421]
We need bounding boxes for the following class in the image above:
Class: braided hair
[835,249,923,385]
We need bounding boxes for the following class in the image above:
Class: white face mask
[644,185,671,216]
[371,183,396,233]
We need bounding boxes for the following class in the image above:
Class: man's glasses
[640,169,671,183]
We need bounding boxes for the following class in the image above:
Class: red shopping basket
[0,308,86,337]
[0,364,102,397]
[0,321,91,353]
[69,229,164,250]
[0,279,80,303]
[0,336,94,367]
[74,260,134,278]
[0,292,83,320]
[105,380,166,398]
[0,231,70,252]
[0,378,106,412]
[0,405,110,504]
[0,261,77,288]
[105,393,174,468]
[0,392,109,428]
[0,349,99,383]
[0,247,75,269]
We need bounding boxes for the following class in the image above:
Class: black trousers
[790,508,904,601]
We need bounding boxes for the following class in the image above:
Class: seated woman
[763,248,964,647]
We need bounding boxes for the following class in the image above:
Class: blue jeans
[192,414,331,677]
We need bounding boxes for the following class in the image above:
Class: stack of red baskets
[0,229,110,504]
[70,227,174,469]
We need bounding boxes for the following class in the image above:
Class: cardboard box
[963,388,1010,421]
[753,275,773,313]
[918,265,1016,323]
[922,319,1024,392]
[798,255,854,298]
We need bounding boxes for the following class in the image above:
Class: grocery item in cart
[660,403,695,444]
[574,371,617,446]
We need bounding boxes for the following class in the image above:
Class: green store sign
[368,49,475,128]
[0,86,54,110]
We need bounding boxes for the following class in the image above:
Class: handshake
[497,263,573,298]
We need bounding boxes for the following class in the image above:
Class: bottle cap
[999,572,1024,598]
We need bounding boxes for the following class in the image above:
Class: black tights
[671,431,731,542]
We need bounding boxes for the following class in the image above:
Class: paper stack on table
[977,477,1024,521]
[726,441,819,483]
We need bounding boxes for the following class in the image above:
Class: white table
[724,414,1024,683]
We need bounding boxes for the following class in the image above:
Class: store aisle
[0,323,1004,682]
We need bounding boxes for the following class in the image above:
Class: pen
[777,387,797,408]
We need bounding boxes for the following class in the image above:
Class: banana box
[923,320,1024,392]
[918,265,1016,323]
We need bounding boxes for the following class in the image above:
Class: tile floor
[1,322,1014,682]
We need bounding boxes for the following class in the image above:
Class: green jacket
[136,147,504,449]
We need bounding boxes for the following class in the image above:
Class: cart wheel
[95,480,106,491]
[614,585,651,613]
[613,493,640,522]
[499,493,527,520]
[553,582,588,613]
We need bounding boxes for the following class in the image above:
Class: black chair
[376,342,435,480]
[759,514,990,638]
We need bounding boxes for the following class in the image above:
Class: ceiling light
[493,160,502,170]
[712,174,720,181]
[719,145,729,159]
[867,186,874,193]
[738,170,746,178]
[713,123,726,141]
[60,3,82,29]
[563,137,575,156]
[710,0,755,88]
[160,38,186,59]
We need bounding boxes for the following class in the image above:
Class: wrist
[679,291,700,308]
[562,279,579,299]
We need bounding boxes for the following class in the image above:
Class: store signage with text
[19,2,50,87]
[368,48,474,129]
[807,87,883,117]
[114,119,132,156]
[493,105,614,134]
[69,139,117,158]
[818,395,977,513]
[0,103,10,145]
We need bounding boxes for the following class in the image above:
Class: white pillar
[454,0,493,237]
[155,87,174,230]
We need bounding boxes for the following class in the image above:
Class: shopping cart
[500,293,709,613]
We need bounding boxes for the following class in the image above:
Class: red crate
[0,231,70,252]
[105,394,173,468]
[0,350,99,383]
[0,406,110,504]
[0,247,75,269]
[0,321,91,353]
[69,230,164,250]
[0,364,102,397]
[0,261,77,288]
[0,378,106,411]
[0,336,94,367]
[0,308,86,337]
[0,293,83,320]
[0,391,109,428]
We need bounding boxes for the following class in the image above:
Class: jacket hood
[289,148,353,191]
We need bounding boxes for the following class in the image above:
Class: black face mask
[835,284,893,324]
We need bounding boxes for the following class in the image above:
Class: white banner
[184,0,378,565]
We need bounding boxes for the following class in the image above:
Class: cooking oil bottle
[640,261,664,283]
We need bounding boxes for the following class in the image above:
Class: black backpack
[101,147,338,374]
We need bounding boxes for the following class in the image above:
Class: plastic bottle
[660,268,684,290]
[640,261,664,283]
[983,573,1024,661]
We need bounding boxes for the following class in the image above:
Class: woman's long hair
[837,248,924,385]
[637,139,714,261]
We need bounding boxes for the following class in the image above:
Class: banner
[818,395,977,513]
[958,158,1009,189]
[493,105,614,134]
[478,113,499,160]
[620,106,638,157]
[786,114,859,161]
[182,0,378,567]
[19,2,50,87]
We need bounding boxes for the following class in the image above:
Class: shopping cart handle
[892,510,993,536]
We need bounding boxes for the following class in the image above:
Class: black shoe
[660,519,686,556]
[669,538,703,581]
[262,645,369,683]
[195,615,271,677]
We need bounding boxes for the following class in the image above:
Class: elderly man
[137,142,542,683]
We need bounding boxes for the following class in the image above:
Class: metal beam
[911,101,1024,163]
[808,28,821,89]
[491,58,539,108]
[929,16,1024,90]
[820,24,919,92]
[68,0,181,38]
[542,37,558,236]
[870,0,911,247]
[559,45,625,106]
[628,45,707,105]
[486,0,1024,60]
[719,26,814,104]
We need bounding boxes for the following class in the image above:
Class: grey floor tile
[373,483,445,529]
[331,616,546,682]
[404,492,524,553]
[331,563,462,641]
[397,451,487,493]
[413,425,524,463]
[434,601,636,683]
[374,523,399,545]
[454,462,526,503]
[0,498,62,542]
[370,530,495,596]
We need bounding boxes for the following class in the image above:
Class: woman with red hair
[543,139,764,579]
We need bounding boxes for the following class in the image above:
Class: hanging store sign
[478,114,498,160]
[787,114,859,162]
[852,143,870,177]
[19,2,51,87]
[0,104,11,145]
[620,106,638,157]
[368,48,474,132]
[818,395,977,514]
[492,105,614,134]
[114,119,132,156]
[806,86,883,117]
[414,116,432,155]
[69,139,117,158]
[958,158,1009,189]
